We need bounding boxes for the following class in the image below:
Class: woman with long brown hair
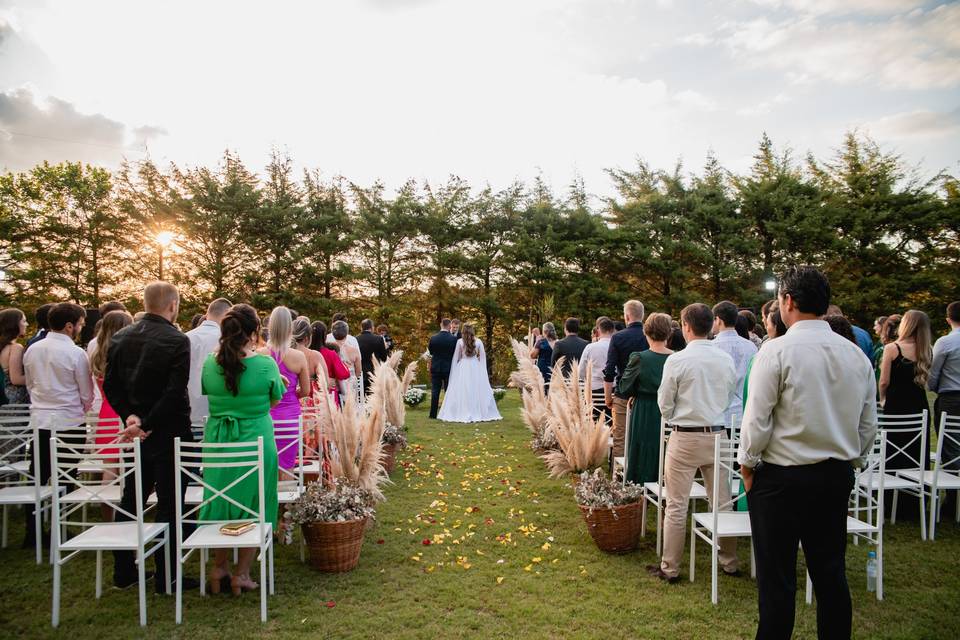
[0,308,29,405]
[437,323,501,422]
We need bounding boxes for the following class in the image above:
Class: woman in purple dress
[258,306,311,472]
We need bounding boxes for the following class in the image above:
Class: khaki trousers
[660,431,738,578]
[611,396,629,459]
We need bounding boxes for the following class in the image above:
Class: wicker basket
[301,517,368,572]
[382,443,399,475]
[578,500,642,554]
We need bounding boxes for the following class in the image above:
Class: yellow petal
[496,576,504,584]
[524,564,533,571]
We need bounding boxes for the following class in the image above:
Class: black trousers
[430,373,449,419]
[747,459,855,640]
[113,442,189,586]
[24,426,86,542]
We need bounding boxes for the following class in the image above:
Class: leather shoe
[113,571,155,590]
[646,564,680,584]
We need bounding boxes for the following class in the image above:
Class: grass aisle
[2,395,959,638]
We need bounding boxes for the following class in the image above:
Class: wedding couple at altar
[428,319,501,423]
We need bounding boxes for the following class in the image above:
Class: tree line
[1,132,957,382]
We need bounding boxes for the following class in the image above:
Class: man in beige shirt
[650,303,738,582]
[740,266,877,640]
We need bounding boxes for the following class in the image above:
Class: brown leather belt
[668,425,725,433]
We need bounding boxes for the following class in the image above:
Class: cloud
[863,107,960,140]
[674,89,718,112]
[746,0,923,15]
[721,4,960,90]
[679,32,713,46]
[737,92,791,116]
[0,87,164,171]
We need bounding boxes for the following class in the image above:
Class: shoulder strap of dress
[895,343,902,358]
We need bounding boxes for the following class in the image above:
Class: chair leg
[95,550,102,599]
[137,553,147,627]
[260,545,267,622]
[51,551,61,627]
[2,504,7,548]
[164,538,172,595]
[689,520,696,583]
[877,540,884,601]
[200,548,206,596]
[929,491,937,541]
[919,487,927,540]
[35,502,43,564]
[656,499,664,557]
[750,541,756,578]
[711,537,718,605]
[176,546,183,624]
[269,542,275,595]
[853,492,860,546]
[641,498,647,538]
[891,490,899,524]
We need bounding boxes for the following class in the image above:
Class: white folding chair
[897,412,960,540]
[296,407,325,481]
[859,411,927,539]
[275,417,306,557]
[807,430,886,604]
[0,403,31,416]
[174,436,274,624]
[0,418,55,563]
[613,399,631,483]
[689,433,752,605]
[50,437,170,627]
[641,420,708,555]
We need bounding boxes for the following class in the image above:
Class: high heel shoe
[209,568,232,594]
[230,575,259,596]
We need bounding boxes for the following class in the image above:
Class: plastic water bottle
[866,551,877,592]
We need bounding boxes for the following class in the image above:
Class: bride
[437,323,502,423]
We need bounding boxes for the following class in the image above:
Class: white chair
[174,436,274,624]
[897,412,960,540]
[77,417,123,477]
[641,420,709,555]
[0,403,31,416]
[0,418,54,563]
[50,437,170,627]
[275,417,306,558]
[612,399,631,483]
[689,433,752,605]
[296,407,326,484]
[807,430,886,603]
[859,411,927,539]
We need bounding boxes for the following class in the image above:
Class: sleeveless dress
[270,350,302,470]
[536,339,553,389]
[94,377,121,456]
[620,350,669,485]
[200,353,282,527]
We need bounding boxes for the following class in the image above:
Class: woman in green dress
[200,303,285,595]
[618,313,674,485]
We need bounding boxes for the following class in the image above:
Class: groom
[428,318,458,419]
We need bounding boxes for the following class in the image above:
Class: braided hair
[217,304,259,396]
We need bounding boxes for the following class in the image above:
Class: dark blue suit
[428,330,458,418]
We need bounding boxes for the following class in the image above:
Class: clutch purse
[219,521,256,536]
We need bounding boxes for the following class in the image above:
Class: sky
[0,0,958,198]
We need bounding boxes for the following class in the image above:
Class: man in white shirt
[712,300,758,428]
[650,303,738,583]
[185,298,232,424]
[579,317,615,423]
[739,266,877,640]
[22,302,93,548]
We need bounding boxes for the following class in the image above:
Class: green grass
[2,394,959,639]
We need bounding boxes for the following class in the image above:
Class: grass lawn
[2,394,959,639]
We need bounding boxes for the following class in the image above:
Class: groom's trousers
[430,372,449,419]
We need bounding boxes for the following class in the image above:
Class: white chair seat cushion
[61,522,167,550]
[182,523,273,549]
[0,485,54,504]
[846,516,879,534]
[857,473,919,490]
[693,512,752,537]
[295,460,320,475]
[896,469,960,489]
[643,481,708,500]
[277,489,303,503]
[61,485,123,503]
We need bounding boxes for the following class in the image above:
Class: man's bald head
[143,281,180,320]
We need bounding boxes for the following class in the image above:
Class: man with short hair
[603,300,650,458]
[450,318,462,340]
[740,266,877,639]
[25,303,55,351]
[551,317,589,379]
[826,304,873,360]
[22,302,93,549]
[104,281,195,592]
[356,318,387,395]
[650,303,738,583]
[185,297,232,424]
[580,317,616,422]
[712,301,758,428]
[428,319,458,419]
[930,301,960,471]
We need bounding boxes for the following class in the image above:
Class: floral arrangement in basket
[382,423,408,448]
[492,387,507,403]
[574,468,644,515]
[508,338,556,451]
[540,358,610,478]
[289,477,375,524]
[403,387,426,407]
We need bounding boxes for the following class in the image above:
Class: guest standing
[0,308,30,404]
[579,317,615,423]
[739,309,764,348]
[24,303,54,351]
[739,266,877,640]
[185,298,231,425]
[712,301,758,428]
[929,301,960,471]
[104,282,195,592]
[530,322,557,391]
[200,304,282,595]
[618,313,673,484]
[88,310,134,484]
[258,307,310,472]
[551,317,589,378]
[827,304,874,360]
[604,300,650,459]
[650,303,737,583]
[357,318,388,395]
[309,322,352,405]
[22,303,92,549]
[377,323,395,355]
[330,320,362,401]
[428,319,458,419]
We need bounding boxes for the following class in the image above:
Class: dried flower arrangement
[508,338,555,451]
[289,477,376,524]
[540,358,610,478]
[574,468,644,512]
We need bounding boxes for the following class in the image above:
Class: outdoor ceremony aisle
[2,394,959,639]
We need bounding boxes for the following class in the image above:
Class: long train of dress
[437,339,502,423]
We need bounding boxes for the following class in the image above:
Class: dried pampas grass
[367,351,418,429]
[541,358,610,478]
[508,338,554,449]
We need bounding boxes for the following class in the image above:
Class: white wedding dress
[437,338,502,423]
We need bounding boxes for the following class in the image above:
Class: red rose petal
[326,601,335,608]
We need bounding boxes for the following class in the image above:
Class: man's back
[713,329,758,422]
[658,340,736,427]
[23,332,93,429]
[553,335,589,377]
[185,320,220,423]
[357,331,387,372]
[429,331,457,375]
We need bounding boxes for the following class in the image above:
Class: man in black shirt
[104,281,195,592]
[551,317,589,379]
[357,318,388,395]
[603,300,650,458]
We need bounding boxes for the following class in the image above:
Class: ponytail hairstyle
[462,323,478,358]
[292,317,312,346]
[880,314,901,345]
[309,321,328,351]
[267,306,293,358]
[217,304,260,396]
[90,310,133,378]
[898,310,932,388]
[0,308,26,354]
